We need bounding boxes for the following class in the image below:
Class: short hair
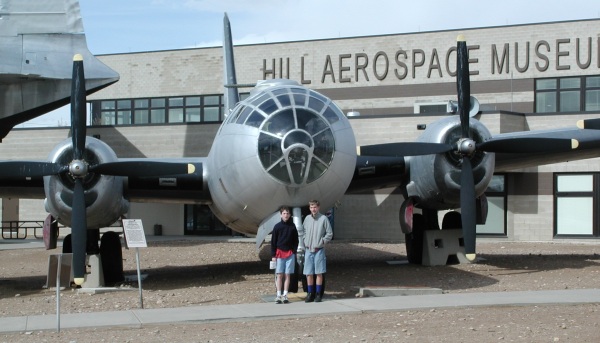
[279,205,291,213]
[308,200,320,207]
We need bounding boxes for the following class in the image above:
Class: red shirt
[275,248,293,259]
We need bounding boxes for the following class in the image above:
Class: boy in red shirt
[271,206,299,304]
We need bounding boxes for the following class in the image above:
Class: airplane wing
[0,55,192,284]
[493,127,600,172]
[3,5,600,292]
[354,35,600,263]
[0,0,119,140]
[345,155,406,194]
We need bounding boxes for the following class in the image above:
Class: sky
[19,0,600,127]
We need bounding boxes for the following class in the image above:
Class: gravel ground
[1,238,599,342]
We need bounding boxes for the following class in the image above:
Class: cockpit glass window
[283,131,313,149]
[292,92,307,107]
[312,130,335,164]
[258,132,290,184]
[258,133,284,169]
[246,111,266,128]
[308,96,325,114]
[296,109,327,135]
[272,88,288,96]
[322,105,341,124]
[236,106,254,124]
[259,98,278,114]
[227,105,244,123]
[256,85,338,186]
[288,147,309,184]
[276,93,292,108]
[250,92,270,106]
[307,159,328,183]
[264,110,294,136]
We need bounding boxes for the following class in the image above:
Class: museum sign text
[260,37,600,84]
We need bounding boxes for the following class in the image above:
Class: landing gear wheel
[405,213,425,264]
[100,231,124,286]
[442,211,462,229]
[62,234,72,254]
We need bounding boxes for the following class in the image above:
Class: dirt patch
[1,239,599,341]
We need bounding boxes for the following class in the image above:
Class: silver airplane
[0,0,119,139]
[2,7,600,286]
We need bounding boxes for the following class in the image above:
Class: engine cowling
[44,137,129,229]
[406,116,495,210]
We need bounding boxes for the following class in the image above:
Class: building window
[535,75,600,113]
[554,173,599,237]
[184,204,231,236]
[90,94,229,126]
[476,174,506,236]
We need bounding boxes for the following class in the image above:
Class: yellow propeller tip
[571,139,579,150]
[465,253,477,262]
[188,164,196,174]
[576,120,585,129]
[356,146,362,156]
[457,34,466,42]
[73,54,83,62]
[74,277,85,286]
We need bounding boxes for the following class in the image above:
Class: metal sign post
[122,219,148,309]
[56,254,61,332]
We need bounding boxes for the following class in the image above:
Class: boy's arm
[270,227,278,258]
[292,226,299,253]
[323,218,333,244]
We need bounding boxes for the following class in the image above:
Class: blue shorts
[303,248,326,275]
[275,254,295,274]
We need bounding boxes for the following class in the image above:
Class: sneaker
[275,295,282,304]
[282,295,289,304]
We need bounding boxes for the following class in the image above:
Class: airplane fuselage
[206,80,357,235]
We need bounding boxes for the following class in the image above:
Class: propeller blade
[478,137,578,153]
[71,178,87,285]
[357,142,453,157]
[0,162,66,178]
[89,161,196,177]
[71,54,87,160]
[456,35,471,139]
[577,118,600,130]
[460,157,477,262]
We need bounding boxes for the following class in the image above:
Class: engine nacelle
[406,116,495,210]
[44,137,129,229]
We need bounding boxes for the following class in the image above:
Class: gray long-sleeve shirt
[299,213,333,252]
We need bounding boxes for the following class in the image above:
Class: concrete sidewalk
[1,289,599,333]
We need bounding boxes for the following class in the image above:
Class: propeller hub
[69,160,89,178]
[457,138,476,156]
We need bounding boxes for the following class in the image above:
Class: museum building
[2,18,600,243]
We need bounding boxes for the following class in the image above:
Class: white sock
[283,291,288,296]
[277,291,282,296]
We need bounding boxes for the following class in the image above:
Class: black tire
[100,231,124,286]
[442,211,462,229]
[405,213,425,264]
[62,234,72,254]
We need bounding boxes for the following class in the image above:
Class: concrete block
[45,253,73,289]
[82,254,104,288]
[359,287,443,297]
[422,229,470,266]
